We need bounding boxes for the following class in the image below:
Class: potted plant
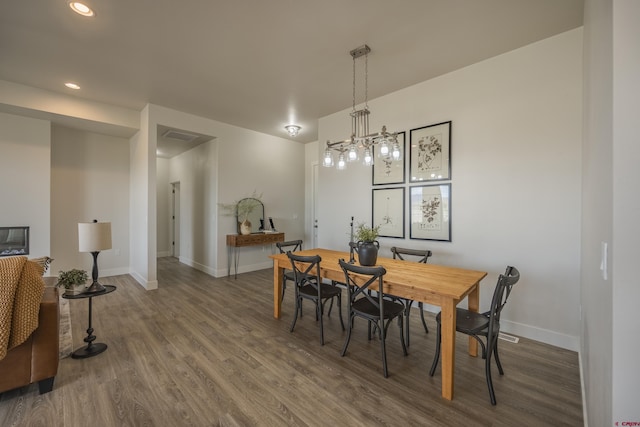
[354,222,381,266]
[56,268,89,295]
[219,191,263,235]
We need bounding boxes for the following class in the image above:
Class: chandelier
[323,44,402,170]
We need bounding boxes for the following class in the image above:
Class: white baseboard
[128,269,158,290]
[157,251,171,258]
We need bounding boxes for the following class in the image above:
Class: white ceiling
[0,1,583,144]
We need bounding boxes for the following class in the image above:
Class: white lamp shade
[78,222,112,252]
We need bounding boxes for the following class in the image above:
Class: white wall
[611,0,640,423]
[147,104,305,278]
[156,157,171,257]
[50,125,130,276]
[317,29,583,350]
[582,0,613,424]
[0,112,51,260]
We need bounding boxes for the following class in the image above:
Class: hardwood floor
[0,257,584,426]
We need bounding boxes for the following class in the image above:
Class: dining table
[269,248,488,401]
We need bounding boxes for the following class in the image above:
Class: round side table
[62,285,116,359]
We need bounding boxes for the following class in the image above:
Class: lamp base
[85,280,106,293]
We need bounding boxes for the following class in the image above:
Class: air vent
[162,129,199,142]
[498,332,519,343]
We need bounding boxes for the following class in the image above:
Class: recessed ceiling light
[69,2,95,17]
[65,82,81,90]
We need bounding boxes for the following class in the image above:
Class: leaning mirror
[236,198,264,234]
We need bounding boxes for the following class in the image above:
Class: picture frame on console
[409,121,451,182]
[410,184,451,241]
[372,187,405,238]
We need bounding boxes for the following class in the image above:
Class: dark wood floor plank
[0,257,583,426]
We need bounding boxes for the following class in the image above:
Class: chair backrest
[339,259,387,314]
[286,252,322,295]
[390,247,432,264]
[487,266,520,336]
[277,240,303,254]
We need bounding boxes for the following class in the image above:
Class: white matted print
[372,132,405,185]
[372,187,405,238]
[410,121,451,182]
[410,184,451,241]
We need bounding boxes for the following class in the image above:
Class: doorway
[171,182,180,258]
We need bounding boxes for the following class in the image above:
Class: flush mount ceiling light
[323,45,401,170]
[285,125,301,137]
[64,82,81,90]
[69,2,95,17]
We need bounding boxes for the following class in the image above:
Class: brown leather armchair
[0,287,59,394]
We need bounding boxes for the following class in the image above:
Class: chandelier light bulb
[337,153,347,170]
[347,145,359,162]
[379,140,389,156]
[392,142,401,160]
[363,148,373,166]
[323,148,334,167]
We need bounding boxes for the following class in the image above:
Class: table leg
[440,299,456,400]
[273,262,283,319]
[467,284,480,357]
[72,296,107,359]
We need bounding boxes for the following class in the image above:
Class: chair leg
[405,302,412,347]
[380,320,389,378]
[341,314,354,356]
[337,294,345,331]
[418,302,429,334]
[398,314,408,356]
[493,339,504,375]
[486,347,497,405]
[318,301,325,346]
[429,319,441,376]
[290,297,301,332]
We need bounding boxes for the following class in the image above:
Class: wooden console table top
[226,232,285,247]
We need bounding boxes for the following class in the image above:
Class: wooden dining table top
[270,248,487,306]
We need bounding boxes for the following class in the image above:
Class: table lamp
[78,220,112,293]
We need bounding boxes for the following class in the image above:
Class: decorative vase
[357,240,379,266]
[64,283,87,296]
[240,219,252,235]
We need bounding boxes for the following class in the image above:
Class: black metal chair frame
[339,259,408,378]
[287,252,344,345]
[276,240,303,301]
[429,266,520,405]
[390,247,432,347]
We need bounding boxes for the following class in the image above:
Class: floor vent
[498,332,519,343]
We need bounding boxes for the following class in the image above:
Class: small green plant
[56,269,88,289]
[354,222,380,242]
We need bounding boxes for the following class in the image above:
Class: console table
[226,232,284,279]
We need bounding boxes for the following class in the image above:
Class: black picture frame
[372,187,405,238]
[409,184,451,241]
[409,121,451,182]
[372,131,406,185]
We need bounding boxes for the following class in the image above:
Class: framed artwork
[410,121,451,182]
[410,184,451,241]
[372,187,405,238]
[372,131,405,185]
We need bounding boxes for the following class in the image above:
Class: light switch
[600,241,608,280]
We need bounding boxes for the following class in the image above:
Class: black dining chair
[287,252,344,345]
[338,259,408,378]
[389,247,432,347]
[429,266,520,405]
[276,240,303,301]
